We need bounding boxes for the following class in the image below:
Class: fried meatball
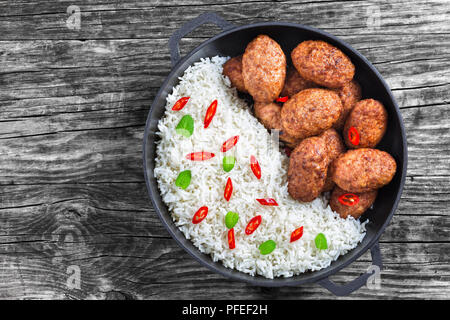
[332,148,397,193]
[291,40,355,88]
[280,68,317,97]
[222,55,248,93]
[254,101,281,130]
[242,35,286,102]
[280,131,302,149]
[332,80,362,130]
[280,88,343,140]
[330,186,378,219]
[288,136,329,202]
[253,101,301,148]
[320,129,346,192]
[343,99,388,148]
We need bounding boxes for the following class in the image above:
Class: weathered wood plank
[1,36,448,108]
[0,0,448,40]
[0,127,145,184]
[0,238,449,299]
[0,102,449,183]
[0,179,448,243]
[2,34,449,74]
[0,35,448,182]
[401,105,450,177]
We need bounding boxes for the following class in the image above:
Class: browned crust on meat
[280,68,318,97]
[322,173,336,193]
[291,40,355,88]
[330,186,378,219]
[222,55,248,93]
[242,35,286,102]
[279,131,302,149]
[280,88,343,140]
[343,99,388,148]
[319,129,346,192]
[253,101,302,149]
[288,136,329,202]
[254,101,282,130]
[332,80,362,130]
[332,148,397,193]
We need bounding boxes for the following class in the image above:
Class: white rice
[154,56,367,278]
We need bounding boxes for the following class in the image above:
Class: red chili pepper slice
[338,193,360,206]
[171,97,190,111]
[204,99,218,128]
[186,152,215,161]
[256,198,278,206]
[348,126,360,146]
[224,177,233,202]
[250,155,261,179]
[290,226,304,243]
[284,147,292,157]
[228,228,235,249]
[221,135,239,153]
[245,215,262,235]
[192,206,208,224]
[276,96,289,103]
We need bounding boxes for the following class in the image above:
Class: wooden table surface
[0,0,449,300]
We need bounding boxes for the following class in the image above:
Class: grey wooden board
[0,0,449,299]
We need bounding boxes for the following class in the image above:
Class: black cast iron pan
[143,12,407,296]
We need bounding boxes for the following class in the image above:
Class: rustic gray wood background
[0,0,449,300]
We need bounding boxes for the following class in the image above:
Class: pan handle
[169,12,235,67]
[317,242,383,296]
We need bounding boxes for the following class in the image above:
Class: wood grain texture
[0,0,449,299]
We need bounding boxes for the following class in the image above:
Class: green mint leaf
[223,156,236,172]
[175,115,194,137]
[175,170,191,189]
[315,233,328,250]
[225,211,239,229]
[259,240,276,255]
